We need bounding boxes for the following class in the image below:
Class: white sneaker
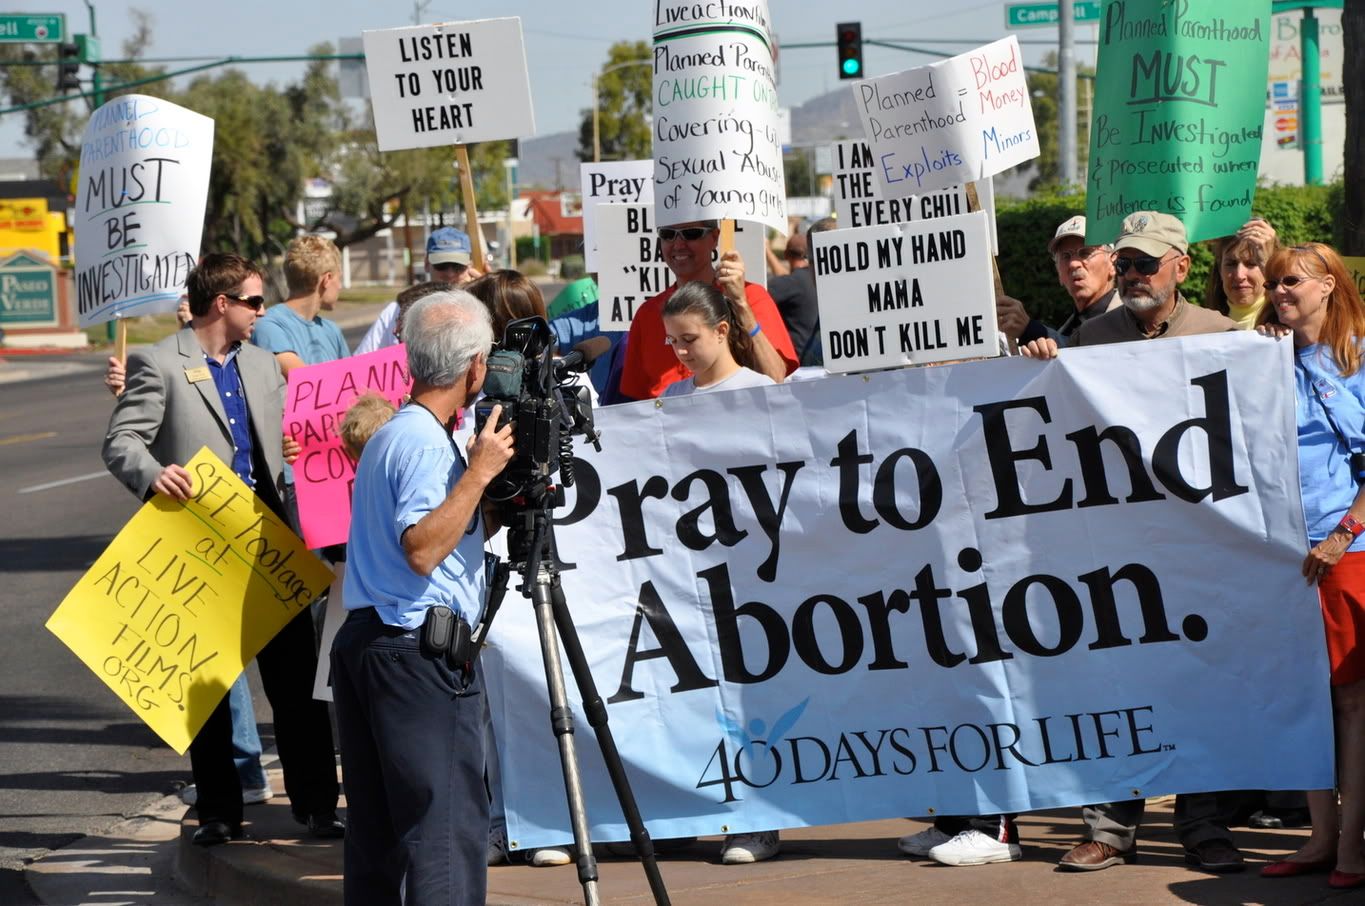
[927,829,1022,866]
[179,784,273,806]
[242,784,273,805]
[897,826,952,857]
[487,826,508,866]
[720,830,780,864]
[530,846,572,867]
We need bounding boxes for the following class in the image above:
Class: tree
[1345,0,1363,254]
[577,41,652,162]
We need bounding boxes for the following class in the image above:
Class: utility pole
[1058,0,1078,186]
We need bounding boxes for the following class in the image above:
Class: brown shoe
[1058,840,1136,872]
[1183,839,1244,873]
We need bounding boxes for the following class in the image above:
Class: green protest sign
[1085,0,1272,246]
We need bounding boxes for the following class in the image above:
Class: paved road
[0,351,184,904]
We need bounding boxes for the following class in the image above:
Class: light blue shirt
[1295,343,1365,550]
[252,303,350,366]
[343,405,487,628]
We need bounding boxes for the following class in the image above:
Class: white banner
[854,36,1038,198]
[651,1,787,233]
[595,204,765,332]
[810,211,999,372]
[74,95,213,328]
[832,140,998,253]
[362,17,535,152]
[486,334,1333,849]
[580,161,653,272]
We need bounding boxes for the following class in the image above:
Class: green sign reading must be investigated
[1085,0,1272,246]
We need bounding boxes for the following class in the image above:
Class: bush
[516,235,550,264]
[998,181,1343,327]
[560,255,586,280]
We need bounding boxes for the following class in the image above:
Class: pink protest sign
[284,345,411,548]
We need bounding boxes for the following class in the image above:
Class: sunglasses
[657,227,714,242]
[431,261,468,272]
[223,293,266,311]
[1113,254,1173,277]
[1264,274,1315,291]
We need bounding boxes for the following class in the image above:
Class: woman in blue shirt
[1260,242,1365,890]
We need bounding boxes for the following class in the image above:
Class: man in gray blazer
[103,253,342,846]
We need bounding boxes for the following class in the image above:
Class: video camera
[474,317,601,558]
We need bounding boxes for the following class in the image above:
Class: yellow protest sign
[46,447,334,754]
[1344,257,1365,300]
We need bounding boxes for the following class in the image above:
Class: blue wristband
[749,324,762,337]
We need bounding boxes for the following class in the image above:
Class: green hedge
[998,182,1344,327]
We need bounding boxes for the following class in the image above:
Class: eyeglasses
[223,293,266,311]
[1264,274,1316,291]
[431,262,468,272]
[1113,254,1174,277]
[657,227,714,242]
[1054,246,1104,265]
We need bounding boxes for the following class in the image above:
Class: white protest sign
[595,204,765,332]
[854,36,1037,198]
[652,1,787,233]
[810,210,998,372]
[73,95,213,328]
[580,161,653,272]
[362,17,535,152]
[486,335,1333,848]
[832,140,998,253]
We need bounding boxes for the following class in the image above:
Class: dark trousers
[189,607,339,827]
[331,609,488,906]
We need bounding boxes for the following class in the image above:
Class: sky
[1,0,1100,152]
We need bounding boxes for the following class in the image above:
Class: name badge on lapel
[184,366,212,383]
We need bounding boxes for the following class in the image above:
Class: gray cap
[1115,211,1188,257]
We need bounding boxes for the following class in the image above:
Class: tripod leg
[549,574,672,906]
[529,571,603,906]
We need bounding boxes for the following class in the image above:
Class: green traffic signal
[842,58,861,77]
[836,21,863,81]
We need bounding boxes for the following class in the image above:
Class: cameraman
[331,291,515,906]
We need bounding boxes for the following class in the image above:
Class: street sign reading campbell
[1006,2,1101,28]
[0,14,65,43]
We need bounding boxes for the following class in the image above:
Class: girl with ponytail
[660,280,778,397]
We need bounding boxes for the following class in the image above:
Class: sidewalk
[24,764,1358,906]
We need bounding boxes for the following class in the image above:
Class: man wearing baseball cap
[1021,211,1242,873]
[355,227,482,354]
[1001,214,1121,346]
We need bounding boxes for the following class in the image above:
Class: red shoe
[1260,859,1333,878]
[1329,869,1365,889]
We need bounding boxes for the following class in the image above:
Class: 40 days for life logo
[697,698,810,803]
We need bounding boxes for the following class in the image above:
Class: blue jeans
[228,672,267,789]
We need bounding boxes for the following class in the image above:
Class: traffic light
[56,42,81,93]
[836,22,863,80]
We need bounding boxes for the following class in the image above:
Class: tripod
[497,505,671,906]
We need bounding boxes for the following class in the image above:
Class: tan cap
[1115,211,1188,257]
[1048,215,1087,253]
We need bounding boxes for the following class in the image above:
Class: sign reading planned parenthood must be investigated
[810,210,999,372]
[854,36,1038,199]
[1084,0,1271,245]
[652,1,787,233]
[73,95,213,328]
[362,17,535,152]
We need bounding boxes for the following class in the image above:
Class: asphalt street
[0,351,185,905]
[0,322,374,903]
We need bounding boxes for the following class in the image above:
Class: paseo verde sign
[0,251,58,327]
